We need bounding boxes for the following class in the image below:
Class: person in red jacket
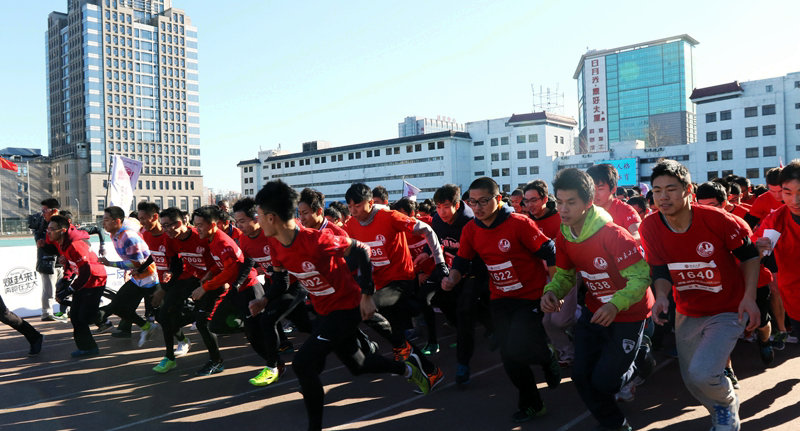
[587,164,642,242]
[48,215,107,357]
[441,177,561,424]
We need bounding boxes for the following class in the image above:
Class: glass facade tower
[574,35,697,152]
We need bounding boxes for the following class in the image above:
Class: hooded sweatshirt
[544,206,653,322]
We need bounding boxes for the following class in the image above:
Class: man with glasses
[442,177,561,424]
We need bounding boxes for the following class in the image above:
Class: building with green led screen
[573,35,698,153]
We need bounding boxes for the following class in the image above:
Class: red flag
[0,157,18,172]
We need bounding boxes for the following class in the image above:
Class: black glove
[428,262,450,285]
[55,278,74,304]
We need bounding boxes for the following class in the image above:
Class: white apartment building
[690,73,800,183]
[398,115,465,137]
[237,158,260,197]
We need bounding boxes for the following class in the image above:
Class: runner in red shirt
[136,202,191,373]
[727,182,751,220]
[188,206,266,377]
[755,161,800,345]
[542,168,653,431]
[344,183,447,390]
[745,167,783,228]
[233,198,312,387]
[640,160,760,431]
[510,189,525,214]
[253,180,432,431]
[159,207,218,371]
[441,177,561,424]
[217,212,242,242]
[523,180,561,239]
[298,188,349,237]
[587,164,642,242]
[48,215,107,357]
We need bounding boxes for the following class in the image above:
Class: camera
[27,212,44,231]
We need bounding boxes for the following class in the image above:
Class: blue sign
[595,158,638,187]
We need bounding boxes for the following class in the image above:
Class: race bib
[292,270,335,296]
[366,238,391,267]
[579,271,614,303]
[667,261,722,293]
[486,261,523,292]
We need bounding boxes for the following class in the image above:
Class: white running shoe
[175,337,191,357]
[138,322,159,348]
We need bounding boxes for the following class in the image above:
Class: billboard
[583,56,608,152]
[595,158,638,187]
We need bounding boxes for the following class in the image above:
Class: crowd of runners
[2,158,799,431]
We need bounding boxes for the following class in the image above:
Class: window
[348,153,354,160]
[355,152,361,159]
[428,142,435,151]
[746,168,759,179]
[528,134,538,142]
[721,129,732,140]
[763,125,776,136]
[97,198,106,211]
[406,145,413,153]
[721,150,733,160]
[393,147,400,155]
[474,171,485,176]
[706,132,717,142]
[762,104,776,115]
[474,140,484,146]
[385,148,392,156]
[763,146,777,157]
[500,137,508,145]
[490,138,498,147]
[517,151,527,159]
[746,147,759,158]
[705,112,716,123]
[518,167,527,175]
[501,168,509,176]
[706,151,718,162]
[744,107,758,117]
[554,136,558,143]
[437,141,444,149]
[474,155,485,161]
[530,166,539,175]
[796,103,800,109]
[501,153,509,161]
[529,150,538,158]
[745,127,758,138]
[491,169,499,177]
[795,81,800,88]
[516,136,526,144]
[720,110,731,121]
[491,154,499,162]
[721,170,733,177]
[707,171,718,181]
[414,144,422,152]
[366,150,372,157]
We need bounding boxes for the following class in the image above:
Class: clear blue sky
[2,0,798,191]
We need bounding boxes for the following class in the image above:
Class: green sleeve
[610,259,652,312]
[543,267,576,300]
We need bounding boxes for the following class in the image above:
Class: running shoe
[543,350,562,389]
[138,322,159,348]
[413,365,445,394]
[404,359,430,395]
[175,337,191,357]
[421,343,440,356]
[28,334,44,356]
[249,366,281,386]
[110,329,132,338]
[153,357,177,373]
[196,360,225,376]
[96,321,114,334]
[723,367,739,390]
[771,331,799,351]
[511,405,547,423]
[71,347,99,358]
[615,376,643,402]
[455,363,471,387]
[392,340,412,362]
[758,339,774,366]
[712,400,739,431]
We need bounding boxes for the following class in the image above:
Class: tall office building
[46,0,203,219]
[574,35,697,153]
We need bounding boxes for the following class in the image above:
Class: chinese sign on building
[583,57,608,152]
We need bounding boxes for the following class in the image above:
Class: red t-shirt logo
[696,242,714,258]
[498,239,511,252]
[594,257,608,270]
[302,261,316,273]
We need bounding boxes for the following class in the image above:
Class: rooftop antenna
[531,83,565,114]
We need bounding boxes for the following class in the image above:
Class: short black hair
[192,205,222,224]
[711,177,731,194]
[345,183,372,205]
[651,159,691,189]
[626,189,635,198]
[391,197,416,215]
[627,196,648,213]
[254,180,299,222]
[216,199,229,207]
[104,206,126,221]
[695,181,727,204]
[49,214,71,230]
[372,186,389,202]
[523,180,548,199]
[329,201,349,218]
[586,164,619,190]
[646,190,654,206]
[753,185,767,198]
[433,184,461,205]
[299,188,325,212]
[729,175,750,191]
[324,206,341,221]
[616,187,627,197]
[41,198,60,209]
[779,160,800,185]
[729,182,742,195]
[232,197,257,220]
[553,168,595,204]
[418,199,433,215]
[766,167,783,186]
[159,207,187,224]
[59,210,73,223]
[511,189,524,198]
[468,177,499,196]
[137,201,160,215]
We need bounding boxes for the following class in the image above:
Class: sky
[1,0,799,191]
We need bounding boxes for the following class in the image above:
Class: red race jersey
[61,239,107,289]
[755,206,800,320]
[405,231,435,275]
[532,210,561,240]
[141,229,171,283]
[640,204,750,317]
[238,229,274,276]
[270,227,361,315]
[458,212,550,301]
[204,230,258,291]
[320,218,349,237]
[606,198,641,231]
[556,223,653,322]
[729,203,750,220]
[727,212,773,288]
[344,209,416,289]
[167,227,215,280]
[748,192,782,221]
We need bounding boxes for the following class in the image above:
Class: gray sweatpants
[544,285,577,362]
[39,267,64,317]
[675,311,745,416]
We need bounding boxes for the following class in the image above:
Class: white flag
[402,180,421,202]
[108,155,143,211]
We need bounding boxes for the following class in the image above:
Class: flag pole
[26,161,31,214]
